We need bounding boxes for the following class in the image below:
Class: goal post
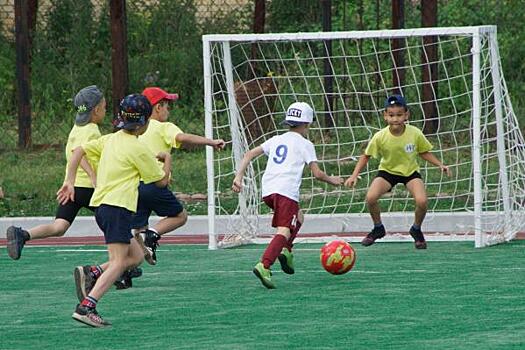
[203,26,525,249]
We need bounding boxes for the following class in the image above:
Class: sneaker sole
[252,268,276,289]
[277,254,295,275]
[74,267,88,302]
[6,227,22,260]
[72,312,109,328]
[134,233,156,265]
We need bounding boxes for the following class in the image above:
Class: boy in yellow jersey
[57,94,171,327]
[345,95,452,249]
[132,87,225,265]
[6,85,105,260]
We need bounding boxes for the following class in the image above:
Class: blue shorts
[95,204,134,244]
[131,182,184,229]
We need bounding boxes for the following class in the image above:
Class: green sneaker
[277,248,295,274]
[253,262,275,289]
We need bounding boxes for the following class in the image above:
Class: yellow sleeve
[162,122,184,149]
[133,149,166,184]
[416,130,433,153]
[364,132,381,159]
[83,134,109,161]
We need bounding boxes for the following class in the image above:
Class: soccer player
[57,94,171,327]
[132,87,225,265]
[232,102,343,289]
[344,94,452,249]
[6,85,105,260]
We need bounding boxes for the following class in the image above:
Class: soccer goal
[203,26,525,249]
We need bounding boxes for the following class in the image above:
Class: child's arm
[309,162,344,186]
[57,146,85,205]
[419,152,452,177]
[175,133,226,150]
[344,154,370,187]
[232,146,264,192]
[154,152,172,188]
[80,157,96,187]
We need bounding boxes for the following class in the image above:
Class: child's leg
[28,219,71,239]
[366,177,392,224]
[405,178,428,226]
[150,209,188,235]
[286,210,304,251]
[262,227,291,269]
[86,240,143,301]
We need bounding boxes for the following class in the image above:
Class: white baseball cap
[283,102,314,126]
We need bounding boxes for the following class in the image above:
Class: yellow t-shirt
[83,131,166,212]
[365,125,433,176]
[138,119,184,155]
[65,123,101,188]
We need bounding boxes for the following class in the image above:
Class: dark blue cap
[115,94,152,130]
[384,94,407,109]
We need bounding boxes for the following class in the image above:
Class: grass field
[1,241,524,350]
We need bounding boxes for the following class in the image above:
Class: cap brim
[75,111,91,126]
[165,93,179,101]
[282,119,309,127]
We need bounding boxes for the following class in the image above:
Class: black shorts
[55,187,96,223]
[95,204,133,244]
[376,170,422,189]
[131,182,184,229]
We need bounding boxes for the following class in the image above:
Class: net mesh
[204,27,525,248]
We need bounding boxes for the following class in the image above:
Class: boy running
[6,85,105,260]
[132,87,225,265]
[232,102,343,289]
[344,95,452,249]
[57,94,171,327]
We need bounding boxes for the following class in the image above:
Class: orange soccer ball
[320,240,356,275]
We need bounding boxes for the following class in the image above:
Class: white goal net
[203,26,525,249]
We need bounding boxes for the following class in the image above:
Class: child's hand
[211,139,226,151]
[57,182,74,205]
[344,175,359,188]
[232,177,243,193]
[441,165,452,177]
[328,176,344,186]
[156,152,171,163]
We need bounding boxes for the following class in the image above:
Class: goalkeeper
[345,95,452,249]
[232,102,343,289]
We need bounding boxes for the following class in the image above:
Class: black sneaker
[143,230,161,264]
[361,225,386,246]
[114,267,143,290]
[72,304,111,328]
[409,227,427,249]
[74,266,96,302]
[6,226,29,260]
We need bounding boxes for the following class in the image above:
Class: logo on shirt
[405,144,415,153]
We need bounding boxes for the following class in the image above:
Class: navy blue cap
[384,94,407,109]
[115,94,152,130]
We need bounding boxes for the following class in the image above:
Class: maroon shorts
[263,193,300,231]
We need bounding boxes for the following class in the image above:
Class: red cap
[142,87,179,106]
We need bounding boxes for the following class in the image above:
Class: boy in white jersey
[57,94,171,327]
[132,87,225,265]
[6,85,105,260]
[345,95,452,249]
[232,102,343,289]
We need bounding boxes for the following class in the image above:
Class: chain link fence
[0,0,253,150]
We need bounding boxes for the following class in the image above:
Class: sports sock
[148,228,159,235]
[262,234,288,269]
[374,222,384,229]
[411,224,421,231]
[286,221,302,252]
[89,265,103,279]
[80,295,98,309]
